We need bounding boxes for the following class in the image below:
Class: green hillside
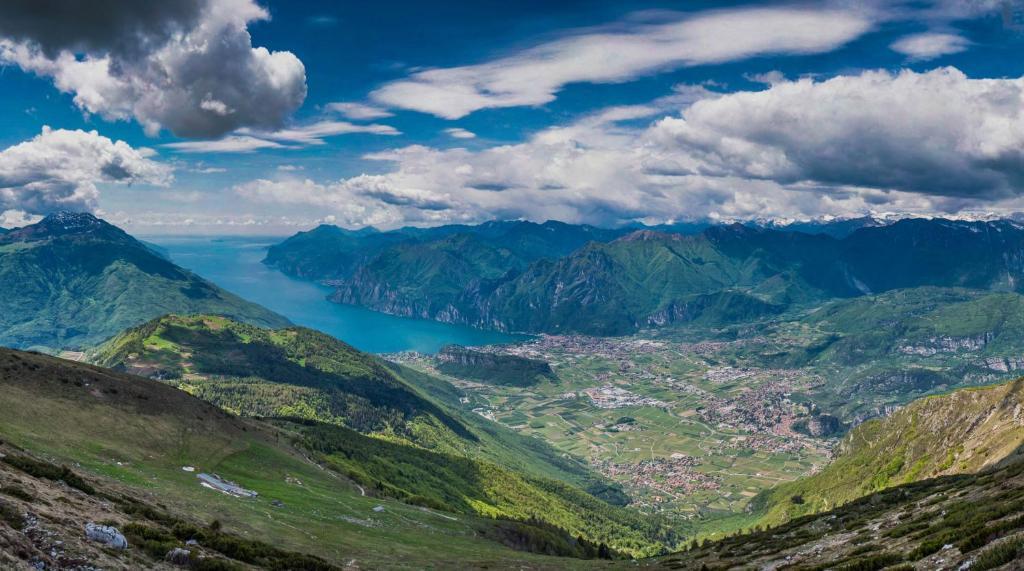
[92,314,472,445]
[0,347,677,568]
[753,379,1024,527]
[91,315,635,506]
[0,212,288,351]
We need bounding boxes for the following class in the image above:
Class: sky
[1,0,1024,234]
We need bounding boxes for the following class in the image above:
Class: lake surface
[147,235,530,354]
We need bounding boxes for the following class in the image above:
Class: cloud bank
[237,68,1024,228]
[0,0,307,138]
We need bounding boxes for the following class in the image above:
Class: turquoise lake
[147,235,529,354]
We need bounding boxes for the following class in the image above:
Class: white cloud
[647,67,1024,198]
[232,68,1024,228]
[370,7,872,118]
[0,126,172,215]
[327,102,395,120]
[163,136,286,154]
[242,120,400,144]
[444,128,477,139]
[164,120,400,153]
[891,32,970,60]
[0,209,43,229]
[0,0,307,138]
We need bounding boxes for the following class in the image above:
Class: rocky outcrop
[896,332,995,355]
[792,414,844,438]
[982,356,1024,372]
[85,523,128,549]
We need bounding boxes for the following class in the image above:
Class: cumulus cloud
[648,67,1024,198]
[0,127,172,215]
[370,7,872,118]
[891,32,970,59]
[232,68,1024,228]
[0,0,307,138]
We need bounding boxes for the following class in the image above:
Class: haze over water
[148,236,530,354]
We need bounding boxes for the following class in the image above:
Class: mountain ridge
[0,212,288,350]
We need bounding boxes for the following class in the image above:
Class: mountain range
[270,217,1024,335]
[0,212,288,350]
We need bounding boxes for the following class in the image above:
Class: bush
[1,454,95,495]
[973,538,1024,571]
[0,500,23,528]
[0,484,34,502]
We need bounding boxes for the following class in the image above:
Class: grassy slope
[0,347,661,568]
[90,315,601,488]
[89,316,668,554]
[0,214,287,351]
[752,379,1024,527]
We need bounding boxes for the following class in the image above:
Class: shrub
[973,538,1024,571]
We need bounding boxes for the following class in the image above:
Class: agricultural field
[392,335,834,538]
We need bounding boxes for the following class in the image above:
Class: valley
[4,214,1024,569]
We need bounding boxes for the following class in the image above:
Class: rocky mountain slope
[653,455,1024,571]
[755,378,1024,526]
[0,212,288,351]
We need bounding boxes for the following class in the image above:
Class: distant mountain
[767,215,891,238]
[754,378,1024,526]
[265,219,628,281]
[263,223,408,280]
[0,212,288,350]
[335,218,1024,335]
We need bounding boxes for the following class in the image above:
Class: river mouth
[145,235,531,354]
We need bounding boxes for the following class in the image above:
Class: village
[391,331,837,519]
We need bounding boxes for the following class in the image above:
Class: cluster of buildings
[583,385,668,409]
[594,455,722,501]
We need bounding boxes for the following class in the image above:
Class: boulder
[84,523,128,549]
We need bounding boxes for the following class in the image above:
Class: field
[393,335,833,539]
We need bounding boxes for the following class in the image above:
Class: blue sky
[1,0,1024,233]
